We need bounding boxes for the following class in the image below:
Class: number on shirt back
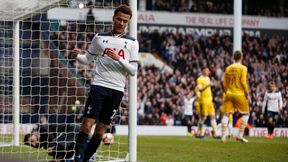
[227,73,240,87]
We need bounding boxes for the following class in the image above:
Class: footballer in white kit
[183,92,196,136]
[72,5,139,162]
[262,82,283,139]
[90,32,139,90]
[81,32,139,122]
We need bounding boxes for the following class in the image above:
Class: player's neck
[111,29,125,37]
[235,60,242,64]
[202,75,208,78]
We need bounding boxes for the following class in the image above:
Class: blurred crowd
[147,0,288,17]
[147,0,233,14]
[68,0,128,8]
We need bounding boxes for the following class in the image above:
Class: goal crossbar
[0,0,63,21]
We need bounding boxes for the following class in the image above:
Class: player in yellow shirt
[196,67,220,139]
[221,51,250,143]
[220,93,234,138]
[194,87,202,136]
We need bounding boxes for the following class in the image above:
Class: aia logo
[103,48,125,59]
[138,14,155,22]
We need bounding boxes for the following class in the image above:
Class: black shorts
[84,85,123,125]
[184,115,192,121]
[266,111,279,122]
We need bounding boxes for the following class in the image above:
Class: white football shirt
[87,32,139,92]
[184,97,196,116]
[262,91,283,113]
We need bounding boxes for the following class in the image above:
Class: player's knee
[94,130,105,138]
[80,120,94,134]
[210,115,216,119]
[224,112,230,117]
[94,123,108,137]
[80,125,92,134]
[200,117,206,124]
[268,117,273,123]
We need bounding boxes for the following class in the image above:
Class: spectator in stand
[72,100,84,123]
[153,0,170,11]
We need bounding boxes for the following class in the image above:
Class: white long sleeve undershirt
[76,52,137,76]
[76,52,94,65]
[118,57,137,76]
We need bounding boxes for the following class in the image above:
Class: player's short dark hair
[23,133,32,146]
[201,66,208,71]
[233,51,243,61]
[269,81,275,86]
[114,4,132,19]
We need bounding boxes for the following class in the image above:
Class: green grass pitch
[1,136,288,162]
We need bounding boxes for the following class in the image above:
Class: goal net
[0,0,132,161]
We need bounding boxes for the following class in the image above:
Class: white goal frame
[13,20,20,146]
[0,0,63,147]
[128,0,138,161]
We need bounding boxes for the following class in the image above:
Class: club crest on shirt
[87,105,92,114]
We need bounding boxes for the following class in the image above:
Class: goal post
[12,20,20,146]
[128,1,138,162]
[0,0,136,161]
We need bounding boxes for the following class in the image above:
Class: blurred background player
[262,81,283,139]
[196,67,220,139]
[221,51,250,143]
[194,87,203,137]
[181,91,196,136]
